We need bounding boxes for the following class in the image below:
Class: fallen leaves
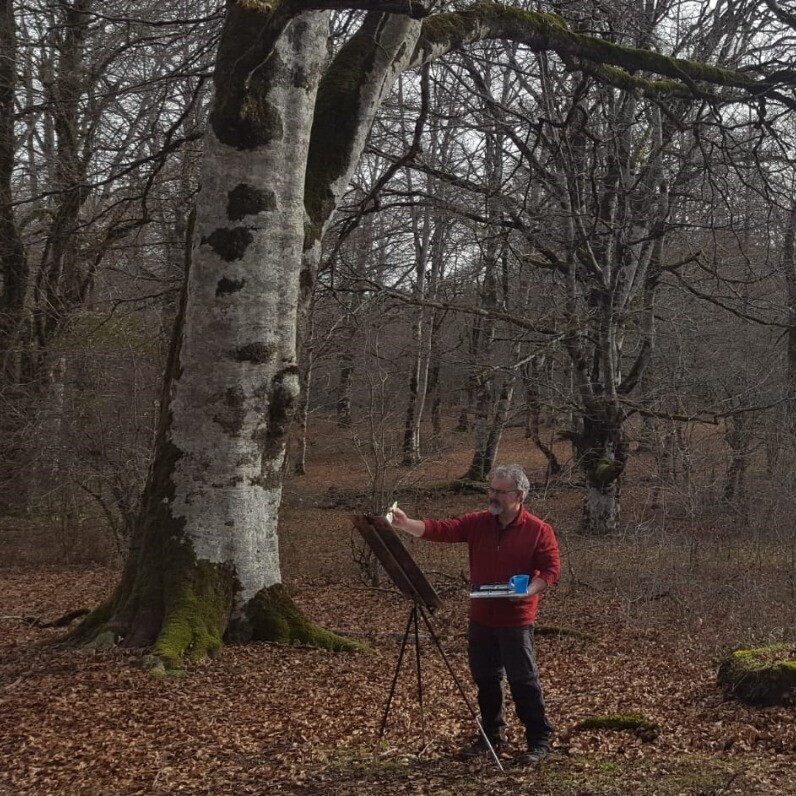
[1,567,795,795]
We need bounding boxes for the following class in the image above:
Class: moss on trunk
[242,583,366,652]
[415,3,756,97]
[74,545,364,670]
[151,555,235,669]
[305,14,381,226]
[71,530,236,666]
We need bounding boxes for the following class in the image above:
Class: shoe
[457,734,506,759]
[514,744,549,766]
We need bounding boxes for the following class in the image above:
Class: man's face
[487,475,523,517]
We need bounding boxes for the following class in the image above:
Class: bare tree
[0,0,216,515]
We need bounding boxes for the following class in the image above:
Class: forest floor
[1,421,795,795]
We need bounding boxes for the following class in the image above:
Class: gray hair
[489,464,529,500]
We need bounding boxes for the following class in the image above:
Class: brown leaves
[1,567,795,795]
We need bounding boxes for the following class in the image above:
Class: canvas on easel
[351,513,442,610]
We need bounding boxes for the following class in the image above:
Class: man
[390,464,560,766]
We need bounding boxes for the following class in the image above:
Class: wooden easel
[352,514,504,772]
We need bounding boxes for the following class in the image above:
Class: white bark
[584,484,619,535]
[167,12,329,607]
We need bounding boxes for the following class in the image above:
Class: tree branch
[292,0,429,18]
[622,395,790,425]
[670,269,788,328]
[361,279,562,337]
[409,3,794,103]
[764,0,796,31]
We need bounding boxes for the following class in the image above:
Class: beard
[488,501,502,516]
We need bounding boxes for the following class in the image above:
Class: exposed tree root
[244,584,367,652]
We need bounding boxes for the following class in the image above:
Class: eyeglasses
[487,487,518,496]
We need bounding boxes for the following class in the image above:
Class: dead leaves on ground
[1,568,795,795]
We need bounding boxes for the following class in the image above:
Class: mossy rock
[717,643,796,706]
[573,712,659,742]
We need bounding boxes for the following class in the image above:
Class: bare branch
[361,279,562,337]
[764,0,796,31]
[409,3,796,104]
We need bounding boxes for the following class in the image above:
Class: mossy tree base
[70,537,237,671]
[718,644,796,706]
[72,533,363,672]
[239,583,366,652]
[74,578,364,671]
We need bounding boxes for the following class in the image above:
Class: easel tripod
[352,513,504,772]
[377,599,505,773]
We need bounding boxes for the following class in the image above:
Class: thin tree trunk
[294,309,315,476]
[455,319,481,433]
[336,307,355,428]
[723,414,750,507]
[403,198,443,466]
[524,355,561,478]
[481,379,516,476]
[428,360,442,435]
[782,202,796,432]
[0,0,28,384]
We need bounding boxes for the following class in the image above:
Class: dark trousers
[467,621,553,746]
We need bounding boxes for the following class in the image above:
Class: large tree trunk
[576,403,627,535]
[77,5,426,666]
[76,9,360,664]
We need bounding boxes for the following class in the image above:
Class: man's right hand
[389,506,425,537]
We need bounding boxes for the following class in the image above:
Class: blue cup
[509,574,529,594]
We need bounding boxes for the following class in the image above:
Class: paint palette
[469,575,530,598]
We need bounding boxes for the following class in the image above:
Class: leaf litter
[1,566,794,795]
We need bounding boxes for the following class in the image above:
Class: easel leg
[412,603,426,745]
[377,603,504,773]
[378,604,416,743]
[417,605,505,773]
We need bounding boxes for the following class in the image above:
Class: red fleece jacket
[422,507,560,627]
